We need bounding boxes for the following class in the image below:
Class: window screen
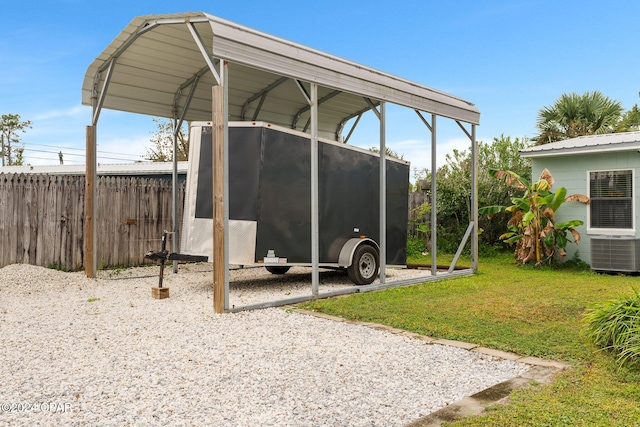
[589,170,633,229]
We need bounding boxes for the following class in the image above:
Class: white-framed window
[588,169,634,233]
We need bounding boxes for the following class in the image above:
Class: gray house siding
[531,150,640,264]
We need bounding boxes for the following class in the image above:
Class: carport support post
[223,61,230,311]
[84,125,96,278]
[311,83,319,296]
[379,101,387,283]
[212,84,226,314]
[85,59,114,279]
[431,114,437,276]
[172,117,179,274]
[471,124,478,271]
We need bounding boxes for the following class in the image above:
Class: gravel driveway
[0,263,528,426]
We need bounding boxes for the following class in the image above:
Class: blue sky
[1,1,639,174]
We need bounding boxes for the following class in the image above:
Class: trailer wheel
[347,244,379,285]
[265,266,291,275]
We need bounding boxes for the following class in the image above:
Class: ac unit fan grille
[591,237,640,272]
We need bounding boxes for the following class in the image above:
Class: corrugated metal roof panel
[521,131,640,157]
[0,162,189,175]
[83,12,479,141]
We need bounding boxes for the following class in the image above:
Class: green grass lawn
[299,253,640,426]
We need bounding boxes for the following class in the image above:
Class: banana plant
[479,168,590,265]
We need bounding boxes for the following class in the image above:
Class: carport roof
[82,11,480,140]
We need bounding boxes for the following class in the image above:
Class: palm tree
[616,104,640,132]
[534,91,623,145]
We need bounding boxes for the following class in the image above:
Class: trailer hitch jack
[145,231,209,289]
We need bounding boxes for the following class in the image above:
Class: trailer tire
[347,244,379,285]
[265,266,291,275]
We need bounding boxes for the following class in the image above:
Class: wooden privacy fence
[1,171,427,271]
[0,173,184,271]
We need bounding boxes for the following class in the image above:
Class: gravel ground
[0,263,528,426]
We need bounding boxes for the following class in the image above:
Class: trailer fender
[338,238,380,268]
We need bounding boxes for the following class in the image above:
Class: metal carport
[82,11,480,313]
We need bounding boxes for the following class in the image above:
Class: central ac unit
[590,236,640,272]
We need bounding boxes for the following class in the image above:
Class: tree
[368,146,404,160]
[479,168,589,265]
[0,114,32,166]
[145,118,189,162]
[616,104,640,132]
[434,135,531,251]
[534,91,623,145]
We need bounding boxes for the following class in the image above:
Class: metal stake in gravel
[145,232,208,299]
[151,232,170,300]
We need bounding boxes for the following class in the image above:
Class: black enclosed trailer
[181,121,409,285]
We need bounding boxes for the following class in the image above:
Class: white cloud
[379,137,472,180]
[33,105,87,121]
[377,134,491,181]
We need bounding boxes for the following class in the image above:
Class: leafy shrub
[477,243,509,258]
[435,225,464,254]
[479,168,589,266]
[406,236,426,259]
[584,289,640,366]
[561,252,591,271]
[47,262,70,272]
